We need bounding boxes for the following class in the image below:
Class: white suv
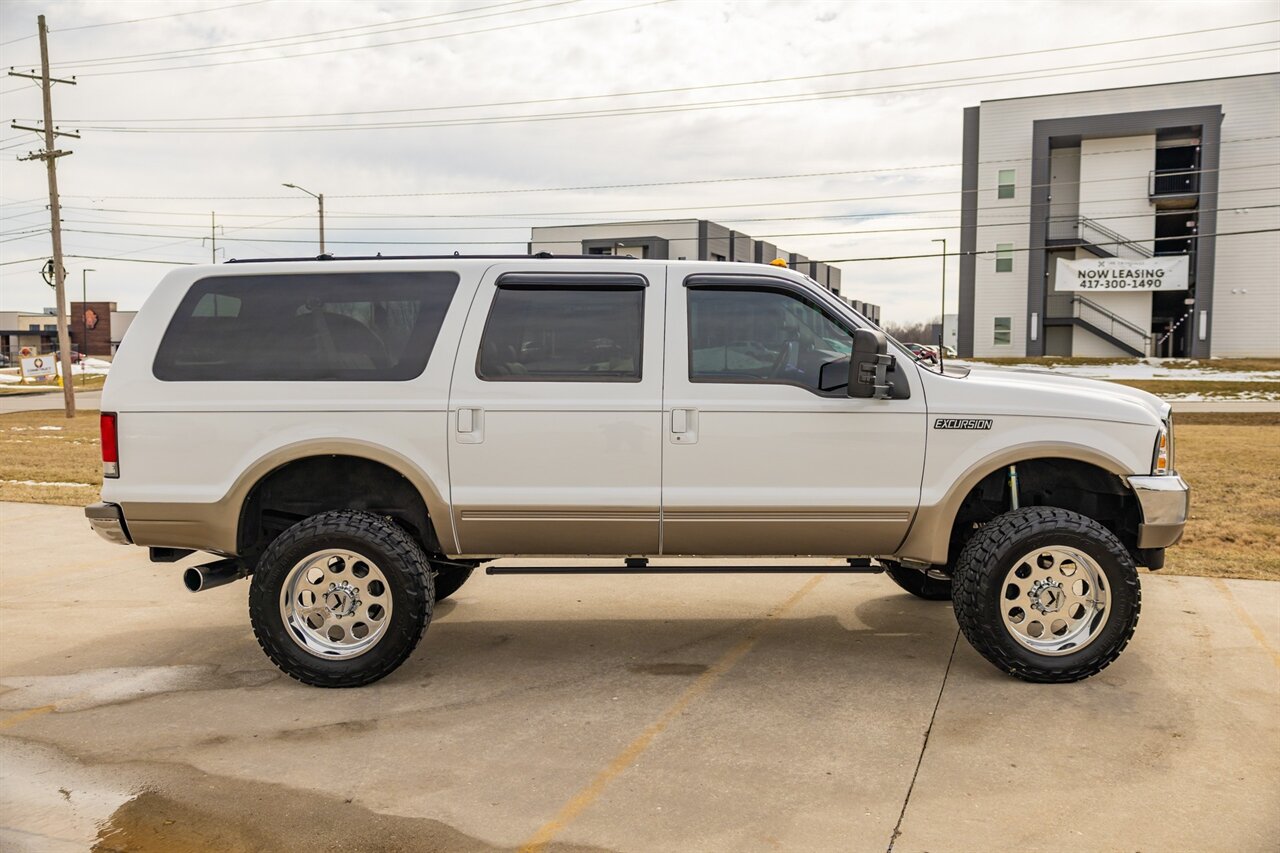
[85,256,1188,687]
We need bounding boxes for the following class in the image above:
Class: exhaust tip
[183,567,203,593]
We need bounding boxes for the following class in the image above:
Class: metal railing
[1077,216,1153,259]
[1046,215,1153,259]
[1072,295,1151,355]
[1149,168,1200,197]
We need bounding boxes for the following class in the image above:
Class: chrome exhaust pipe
[183,558,246,593]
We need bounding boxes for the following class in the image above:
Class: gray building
[958,73,1279,358]
[529,219,878,321]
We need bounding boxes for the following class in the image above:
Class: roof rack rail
[223,252,635,264]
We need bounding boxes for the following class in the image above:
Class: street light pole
[931,238,946,369]
[81,268,95,359]
[283,183,325,255]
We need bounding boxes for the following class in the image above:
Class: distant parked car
[54,350,86,364]
[904,342,938,363]
[939,345,957,359]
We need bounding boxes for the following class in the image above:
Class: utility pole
[10,15,79,418]
[202,212,224,263]
[931,237,946,371]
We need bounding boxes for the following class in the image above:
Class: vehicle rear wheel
[951,506,1140,683]
[883,562,952,600]
[249,510,434,687]
[432,563,475,602]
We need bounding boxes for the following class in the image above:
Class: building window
[995,244,1013,273]
[994,316,1012,346]
[997,169,1015,199]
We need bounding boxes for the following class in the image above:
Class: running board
[486,559,883,576]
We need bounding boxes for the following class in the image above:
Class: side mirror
[848,328,893,399]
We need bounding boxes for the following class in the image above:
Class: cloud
[1,0,1276,322]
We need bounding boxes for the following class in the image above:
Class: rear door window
[153,271,459,381]
[477,282,644,381]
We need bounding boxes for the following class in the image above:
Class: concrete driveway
[1,502,1277,852]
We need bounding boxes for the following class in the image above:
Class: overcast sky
[1,0,1277,321]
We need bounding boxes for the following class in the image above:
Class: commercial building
[529,218,880,323]
[0,304,136,360]
[958,73,1279,358]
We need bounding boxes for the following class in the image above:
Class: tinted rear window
[476,285,644,381]
[154,272,459,381]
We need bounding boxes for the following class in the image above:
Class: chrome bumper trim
[85,501,132,546]
[1128,474,1190,549]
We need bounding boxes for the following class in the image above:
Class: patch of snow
[967,361,1279,382]
[37,426,62,431]
[0,479,93,488]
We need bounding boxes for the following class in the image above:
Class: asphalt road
[1,501,1277,852]
[0,390,101,414]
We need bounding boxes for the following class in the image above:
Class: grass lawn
[1,409,1276,581]
[1108,379,1280,399]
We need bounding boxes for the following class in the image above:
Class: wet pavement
[1,501,1278,852]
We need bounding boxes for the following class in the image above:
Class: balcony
[1149,169,1200,208]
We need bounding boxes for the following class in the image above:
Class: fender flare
[895,442,1133,567]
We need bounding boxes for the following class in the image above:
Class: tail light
[100,412,119,478]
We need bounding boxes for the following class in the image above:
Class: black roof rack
[224,252,635,264]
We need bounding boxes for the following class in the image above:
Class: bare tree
[883,316,941,344]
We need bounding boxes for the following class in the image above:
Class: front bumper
[1128,474,1190,548]
[85,501,133,546]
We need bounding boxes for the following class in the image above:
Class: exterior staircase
[1066,295,1151,357]
[1047,215,1153,260]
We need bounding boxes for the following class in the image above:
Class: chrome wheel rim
[280,548,393,660]
[999,546,1110,656]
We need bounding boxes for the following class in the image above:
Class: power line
[28,0,560,70]
[48,204,1280,240]
[813,227,1280,264]
[0,1,269,47]
[22,0,674,79]
[49,133,1280,203]
[50,197,1280,246]
[45,19,1280,119]
[29,14,1280,81]
[57,42,1280,132]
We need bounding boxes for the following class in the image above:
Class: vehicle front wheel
[883,562,952,600]
[951,506,1140,683]
[249,510,434,687]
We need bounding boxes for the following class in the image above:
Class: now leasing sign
[1055,256,1190,292]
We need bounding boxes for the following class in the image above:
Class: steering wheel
[767,340,798,378]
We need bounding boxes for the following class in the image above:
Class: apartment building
[958,73,1279,358]
[528,219,881,323]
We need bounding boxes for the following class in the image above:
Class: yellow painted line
[518,574,825,853]
[1213,578,1280,670]
[0,704,56,730]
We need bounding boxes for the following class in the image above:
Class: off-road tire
[951,506,1141,683]
[432,564,475,602]
[249,510,434,688]
[883,562,952,600]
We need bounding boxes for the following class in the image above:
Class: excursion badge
[934,418,993,430]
